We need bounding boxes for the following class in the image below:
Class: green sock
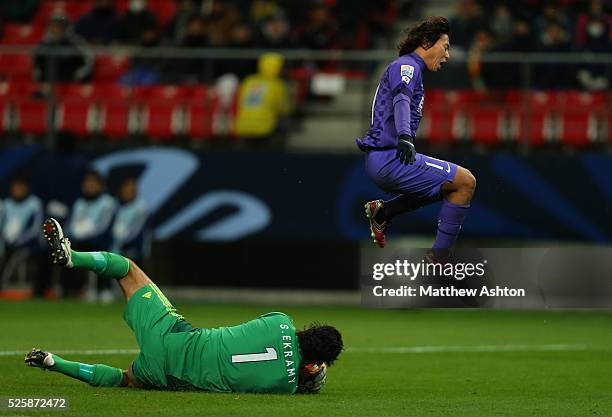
[70,251,130,279]
[49,354,123,387]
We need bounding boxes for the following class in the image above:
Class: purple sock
[382,194,441,221]
[432,200,470,249]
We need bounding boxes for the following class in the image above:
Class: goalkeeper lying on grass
[25,218,343,394]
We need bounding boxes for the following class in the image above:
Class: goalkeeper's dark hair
[398,16,450,56]
[297,323,343,366]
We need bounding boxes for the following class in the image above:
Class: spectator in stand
[119,28,163,85]
[249,0,281,25]
[206,4,255,79]
[255,12,294,49]
[115,0,159,45]
[0,176,45,295]
[575,0,611,90]
[467,28,495,91]
[535,21,573,89]
[64,170,117,300]
[535,2,571,37]
[449,0,487,50]
[235,52,291,142]
[165,0,199,45]
[295,3,339,49]
[111,178,149,267]
[207,2,241,47]
[489,3,515,43]
[75,0,119,45]
[227,23,257,78]
[33,15,93,83]
[335,0,399,49]
[576,0,611,51]
[485,19,534,89]
[180,14,211,46]
[496,19,534,52]
[165,14,211,83]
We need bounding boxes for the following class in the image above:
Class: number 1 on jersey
[231,347,278,363]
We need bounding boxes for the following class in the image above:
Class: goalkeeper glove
[297,363,327,394]
[396,134,416,165]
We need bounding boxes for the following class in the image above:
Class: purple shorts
[365,149,458,199]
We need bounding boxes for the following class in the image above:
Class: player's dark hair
[398,16,450,56]
[297,323,343,366]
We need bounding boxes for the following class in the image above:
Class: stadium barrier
[0,144,609,289]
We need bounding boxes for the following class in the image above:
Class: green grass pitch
[0,300,610,417]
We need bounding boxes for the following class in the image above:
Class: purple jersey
[356,52,426,151]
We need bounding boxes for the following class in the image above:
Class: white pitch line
[0,344,605,357]
[345,344,600,353]
[0,349,140,357]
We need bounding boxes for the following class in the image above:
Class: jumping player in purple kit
[357,17,476,255]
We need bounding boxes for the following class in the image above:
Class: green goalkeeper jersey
[163,312,302,393]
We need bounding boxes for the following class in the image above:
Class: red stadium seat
[54,84,99,136]
[1,24,44,45]
[445,90,495,106]
[509,108,555,146]
[131,85,192,101]
[93,54,130,82]
[563,91,605,110]
[422,108,455,144]
[148,0,178,27]
[467,107,506,144]
[0,81,41,98]
[504,90,524,105]
[558,109,600,146]
[0,54,33,81]
[607,110,612,144]
[506,91,559,145]
[0,81,48,133]
[132,86,191,139]
[185,89,216,140]
[115,0,129,14]
[424,89,446,106]
[96,85,132,139]
[0,83,18,131]
[0,101,10,133]
[55,99,97,137]
[526,91,563,111]
[15,99,49,135]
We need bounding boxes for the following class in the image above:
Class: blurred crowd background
[0,0,610,300]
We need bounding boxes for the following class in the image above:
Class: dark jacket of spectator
[294,5,339,49]
[115,0,159,44]
[33,16,93,83]
[255,12,294,49]
[449,0,487,50]
[165,15,211,83]
[535,22,573,89]
[165,0,199,45]
[75,0,120,45]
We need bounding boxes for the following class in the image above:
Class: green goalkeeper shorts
[123,284,195,389]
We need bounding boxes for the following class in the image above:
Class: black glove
[396,135,416,165]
